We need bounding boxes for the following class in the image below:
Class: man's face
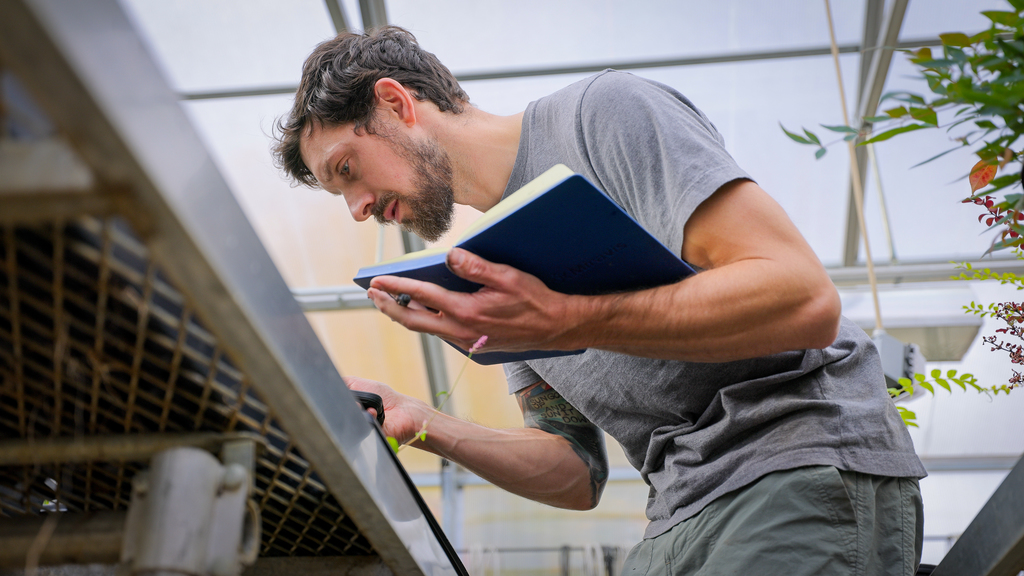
[301,121,456,242]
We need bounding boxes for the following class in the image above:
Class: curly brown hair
[271,26,468,188]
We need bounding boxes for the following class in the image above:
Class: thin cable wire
[824,0,885,333]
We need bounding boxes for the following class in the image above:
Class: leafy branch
[387,335,488,453]
[784,2,1024,253]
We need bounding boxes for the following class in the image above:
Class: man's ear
[373,78,418,127]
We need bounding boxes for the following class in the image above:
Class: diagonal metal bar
[358,0,388,31]
[0,0,457,573]
[177,37,947,101]
[323,0,349,35]
[841,0,910,266]
[932,454,1024,576]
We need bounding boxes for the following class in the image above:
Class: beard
[370,132,455,243]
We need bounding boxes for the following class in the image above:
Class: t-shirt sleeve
[504,360,543,395]
[576,71,752,255]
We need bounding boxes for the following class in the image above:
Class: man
[274,26,926,575]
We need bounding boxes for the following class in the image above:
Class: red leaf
[970,160,997,193]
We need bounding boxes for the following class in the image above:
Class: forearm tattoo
[516,382,608,508]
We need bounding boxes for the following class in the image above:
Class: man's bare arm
[367,179,841,361]
[346,377,606,510]
[516,381,608,508]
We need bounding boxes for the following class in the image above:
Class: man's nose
[346,189,375,222]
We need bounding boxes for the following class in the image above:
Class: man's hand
[368,179,840,363]
[366,248,573,353]
[344,376,433,445]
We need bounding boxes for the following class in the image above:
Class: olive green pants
[623,466,923,576]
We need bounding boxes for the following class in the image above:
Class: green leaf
[880,92,925,105]
[914,373,926,383]
[821,124,858,134]
[982,10,1020,26]
[416,431,427,442]
[864,115,892,123]
[939,33,972,47]
[780,123,812,145]
[896,406,918,428]
[860,123,930,145]
[919,380,935,394]
[910,107,938,126]
[387,437,400,453]
[936,378,952,393]
[884,106,909,118]
[844,133,858,142]
[887,387,901,397]
[803,129,822,146]
[930,368,941,378]
[976,120,998,129]
[815,147,827,159]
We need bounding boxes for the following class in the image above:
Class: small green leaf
[919,380,935,394]
[780,123,812,145]
[930,368,941,378]
[436,390,448,398]
[387,437,400,453]
[982,10,1019,26]
[864,115,892,123]
[416,431,427,442]
[914,373,926,383]
[939,32,972,47]
[860,123,930,145]
[821,124,858,134]
[815,147,827,159]
[946,369,957,378]
[887,387,901,398]
[936,378,951,393]
[803,129,822,146]
[884,106,909,118]
[910,107,938,126]
[844,133,858,142]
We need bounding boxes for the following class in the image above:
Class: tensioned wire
[824,0,885,333]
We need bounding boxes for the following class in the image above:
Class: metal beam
[0,512,126,568]
[0,138,92,192]
[290,258,1024,311]
[0,1,456,574]
[358,0,388,31]
[826,258,1024,287]
[323,0,349,35]
[842,0,911,266]
[0,433,264,466]
[0,557,396,576]
[932,454,1024,576]
[176,37,947,101]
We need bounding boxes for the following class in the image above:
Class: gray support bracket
[933,454,1024,576]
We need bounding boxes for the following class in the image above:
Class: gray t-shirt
[501,70,926,539]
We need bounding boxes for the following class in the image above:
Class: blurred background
[95,0,1024,572]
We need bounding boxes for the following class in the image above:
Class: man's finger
[445,248,512,285]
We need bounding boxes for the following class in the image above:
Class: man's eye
[341,161,350,176]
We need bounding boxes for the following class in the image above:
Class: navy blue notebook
[354,165,695,365]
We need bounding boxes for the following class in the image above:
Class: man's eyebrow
[319,157,334,184]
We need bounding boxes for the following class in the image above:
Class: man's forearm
[412,410,600,510]
[558,255,841,362]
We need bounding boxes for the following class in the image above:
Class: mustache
[371,191,400,225]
